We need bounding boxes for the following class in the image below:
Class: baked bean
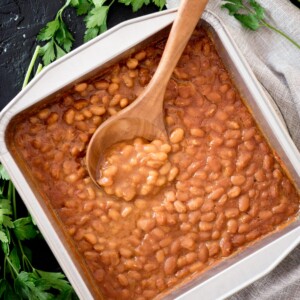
[238,195,250,212]
[117,274,129,287]
[207,188,224,201]
[272,203,287,214]
[201,201,214,213]
[164,256,177,275]
[199,221,213,231]
[190,128,205,137]
[215,110,228,121]
[201,212,216,222]
[246,229,260,242]
[108,83,119,95]
[74,83,88,92]
[168,167,179,181]
[206,91,221,103]
[248,203,259,218]
[94,80,109,90]
[254,170,266,182]
[236,152,252,170]
[227,186,241,198]
[137,218,155,232]
[159,236,173,248]
[120,98,129,108]
[231,175,246,186]
[220,237,232,256]
[46,112,59,125]
[135,51,146,61]
[227,219,238,233]
[174,201,187,213]
[90,106,106,116]
[259,210,273,220]
[127,58,139,69]
[181,237,195,250]
[170,128,185,144]
[273,169,283,180]
[225,208,239,218]
[185,198,202,212]
[189,261,205,273]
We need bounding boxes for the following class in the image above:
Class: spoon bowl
[86,0,209,186]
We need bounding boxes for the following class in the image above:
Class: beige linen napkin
[167,0,300,299]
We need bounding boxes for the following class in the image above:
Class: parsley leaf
[153,0,165,10]
[0,199,13,228]
[55,22,74,52]
[249,0,264,20]
[37,20,60,41]
[0,165,10,181]
[13,217,38,241]
[35,270,74,294]
[84,27,99,42]
[85,5,109,28]
[71,0,92,15]
[221,3,243,15]
[14,272,52,300]
[0,279,19,300]
[234,13,260,30]
[119,0,150,12]
[9,247,21,273]
[0,230,8,243]
[37,2,74,65]
[93,0,107,7]
[55,44,67,59]
[221,0,300,49]
[39,39,56,66]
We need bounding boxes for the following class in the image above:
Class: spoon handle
[147,0,209,96]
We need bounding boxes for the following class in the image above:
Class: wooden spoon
[86,0,209,185]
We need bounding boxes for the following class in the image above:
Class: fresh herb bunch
[221,0,300,49]
[0,165,78,299]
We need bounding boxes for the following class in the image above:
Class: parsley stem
[12,184,17,220]
[109,0,116,8]
[261,20,300,50]
[35,63,43,75]
[3,257,6,279]
[5,256,19,277]
[8,181,17,220]
[22,45,41,89]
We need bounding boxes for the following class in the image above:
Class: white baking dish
[0,9,299,300]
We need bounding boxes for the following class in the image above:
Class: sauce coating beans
[12,27,299,300]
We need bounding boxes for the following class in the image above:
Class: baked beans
[11,27,299,300]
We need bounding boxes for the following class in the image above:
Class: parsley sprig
[37,0,74,66]
[221,0,300,50]
[0,166,78,299]
[71,0,116,43]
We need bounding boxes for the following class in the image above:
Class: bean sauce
[12,27,299,300]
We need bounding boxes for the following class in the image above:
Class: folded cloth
[167,0,300,299]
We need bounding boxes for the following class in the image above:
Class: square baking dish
[0,9,299,300]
